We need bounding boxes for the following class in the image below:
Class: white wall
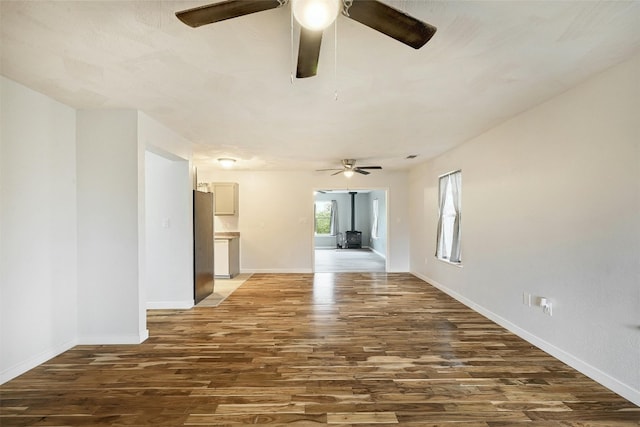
[369,190,387,258]
[76,110,147,344]
[0,77,78,383]
[196,170,410,273]
[145,150,193,309]
[139,112,194,311]
[355,192,372,247]
[409,55,640,405]
[0,87,195,381]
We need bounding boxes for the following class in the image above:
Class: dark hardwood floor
[1,273,638,426]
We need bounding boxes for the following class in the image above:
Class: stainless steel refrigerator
[193,190,214,304]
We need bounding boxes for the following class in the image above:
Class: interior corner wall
[0,77,78,383]
[76,109,147,344]
[409,54,640,405]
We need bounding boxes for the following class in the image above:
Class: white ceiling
[2,1,639,172]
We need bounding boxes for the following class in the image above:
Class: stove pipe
[349,191,357,231]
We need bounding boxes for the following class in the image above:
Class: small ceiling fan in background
[175,0,437,78]
[317,159,382,177]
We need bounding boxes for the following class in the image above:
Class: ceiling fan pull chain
[334,16,338,101]
[290,0,294,84]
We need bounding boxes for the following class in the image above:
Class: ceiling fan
[317,159,382,177]
[175,0,437,78]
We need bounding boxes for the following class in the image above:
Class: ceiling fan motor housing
[342,159,356,168]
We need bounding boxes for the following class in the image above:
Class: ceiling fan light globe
[343,170,355,178]
[292,0,340,31]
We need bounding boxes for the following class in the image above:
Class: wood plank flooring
[1,273,638,426]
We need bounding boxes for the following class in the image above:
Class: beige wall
[196,169,410,273]
[409,54,640,405]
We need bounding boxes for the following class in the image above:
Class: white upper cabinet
[211,182,238,216]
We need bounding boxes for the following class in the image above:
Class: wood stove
[345,230,362,249]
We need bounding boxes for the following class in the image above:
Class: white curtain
[372,199,379,239]
[313,202,317,232]
[449,171,462,263]
[329,200,339,236]
[435,175,449,258]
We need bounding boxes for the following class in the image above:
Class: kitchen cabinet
[214,234,240,278]
[210,182,238,216]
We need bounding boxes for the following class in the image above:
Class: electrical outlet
[539,297,553,316]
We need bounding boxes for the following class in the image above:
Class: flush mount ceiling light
[218,158,236,169]
[292,0,340,31]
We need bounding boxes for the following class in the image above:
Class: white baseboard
[78,330,149,345]
[411,272,640,407]
[0,338,77,385]
[241,268,313,274]
[147,300,194,310]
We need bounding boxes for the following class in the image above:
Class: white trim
[434,257,463,268]
[0,339,77,385]
[242,268,313,274]
[78,330,149,345]
[147,300,194,310]
[411,272,640,407]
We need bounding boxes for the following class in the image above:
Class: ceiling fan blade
[355,169,371,175]
[331,170,344,176]
[176,0,284,28]
[296,27,323,78]
[343,0,437,49]
[357,166,382,170]
[316,168,342,172]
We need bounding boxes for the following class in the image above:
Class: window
[436,170,462,264]
[315,201,332,235]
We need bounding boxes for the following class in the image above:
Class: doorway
[313,189,388,272]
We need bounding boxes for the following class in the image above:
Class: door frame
[311,187,390,273]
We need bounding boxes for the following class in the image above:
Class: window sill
[435,257,463,268]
